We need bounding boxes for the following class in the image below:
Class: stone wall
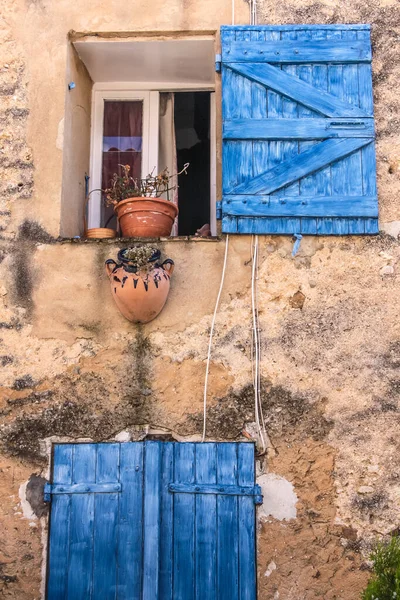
[0,0,399,598]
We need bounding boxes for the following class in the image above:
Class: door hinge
[169,483,263,505]
[44,482,122,502]
[215,53,222,73]
[216,200,222,219]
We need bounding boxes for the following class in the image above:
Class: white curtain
[159,92,178,236]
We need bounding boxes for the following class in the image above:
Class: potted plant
[104,163,189,238]
[105,246,175,323]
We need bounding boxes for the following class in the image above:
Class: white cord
[251,236,267,453]
[202,234,230,442]
[232,0,235,25]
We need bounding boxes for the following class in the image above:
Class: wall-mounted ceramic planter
[105,248,174,323]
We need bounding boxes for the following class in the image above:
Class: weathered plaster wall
[0,0,400,599]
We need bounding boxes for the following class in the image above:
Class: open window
[67,36,216,237]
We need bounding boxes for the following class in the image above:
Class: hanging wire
[251,236,267,453]
[249,0,257,26]
[202,234,230,442]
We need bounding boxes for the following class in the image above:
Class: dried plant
[104,163,189,207]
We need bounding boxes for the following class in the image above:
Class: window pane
[101,100,143,227]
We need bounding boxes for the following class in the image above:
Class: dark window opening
[174,92,210,236]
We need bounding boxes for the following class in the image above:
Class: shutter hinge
[216,200,222,219]
[169,483,263,505]
[44,482,122,502]
[215,53,222,73]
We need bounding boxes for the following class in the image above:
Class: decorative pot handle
[161,258,174,277]
[105,259,118,278]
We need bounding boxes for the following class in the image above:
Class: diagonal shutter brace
[44,482,122,502]
[169,483,263,505]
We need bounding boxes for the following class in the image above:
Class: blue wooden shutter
[46,441,260,599]
[221,24,378,235]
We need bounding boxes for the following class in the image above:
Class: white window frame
[88,89,159,229]
[89,83,216,235]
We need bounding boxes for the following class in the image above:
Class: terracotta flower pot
[114,197,178,238]
[105,248,174,323]
[85,228,116,239]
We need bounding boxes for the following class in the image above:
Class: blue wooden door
[45,441,260,599]
[221,25,378,235]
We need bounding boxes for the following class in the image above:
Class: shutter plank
[281,30,300,198]
[67,444,97,600]
[223,195,378,217]
[231,138,373,196]
[47,444,73,599]
[224,40,371,63]
[226,62,369,117]
[217,443,239,600]
[238,444,256,600]
[159,442,174,600]
[143,441,162,600]
[173,443,195,600]
[118,442,144,599]
[224,118,374,140]
[195,443,217,600]
[92,443,119,600]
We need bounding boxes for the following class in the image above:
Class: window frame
[88,88,160,229]
[89,82,216,235]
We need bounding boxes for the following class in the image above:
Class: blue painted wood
[217,443,239,600]
[143,441,161,600]
[221,25,378,235]
[230,138,373,195]
[118,442,144,599]
[47,482,121,494]
[224,40,371,63]
[221,24,371,31]
[225,62,369,118]
[66,444,96,600]
[159,442,174,600]
[224,118,374,139]
[92,443,119,600]
[47,444,73,599]
[47,441,260,600]
[222,195,378,217]
[169,482,262,498]
[238,444,256,600]
[195,443,217,600]
[173,443,195,600]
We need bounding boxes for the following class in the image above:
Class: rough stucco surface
[0,0,400,598]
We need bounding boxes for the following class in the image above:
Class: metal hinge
[44,482,122,502]
[169,483,263,505]
[215,53,222,73]
[216,200,222,220]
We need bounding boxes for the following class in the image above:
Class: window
[71,36,216,237]
[89,90,159,231]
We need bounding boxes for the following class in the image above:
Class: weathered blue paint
[224,40,371,63]
[169,482,263,501]
[224,118,375,139]
[221,25,378,235]
[46,441,259,600]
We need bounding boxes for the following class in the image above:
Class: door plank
[118,443,144,599]
[66,444,97,600]
[92,443,120,600]
[173,443,196,600]
[217,443,239,600]
[47,444,73,599]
